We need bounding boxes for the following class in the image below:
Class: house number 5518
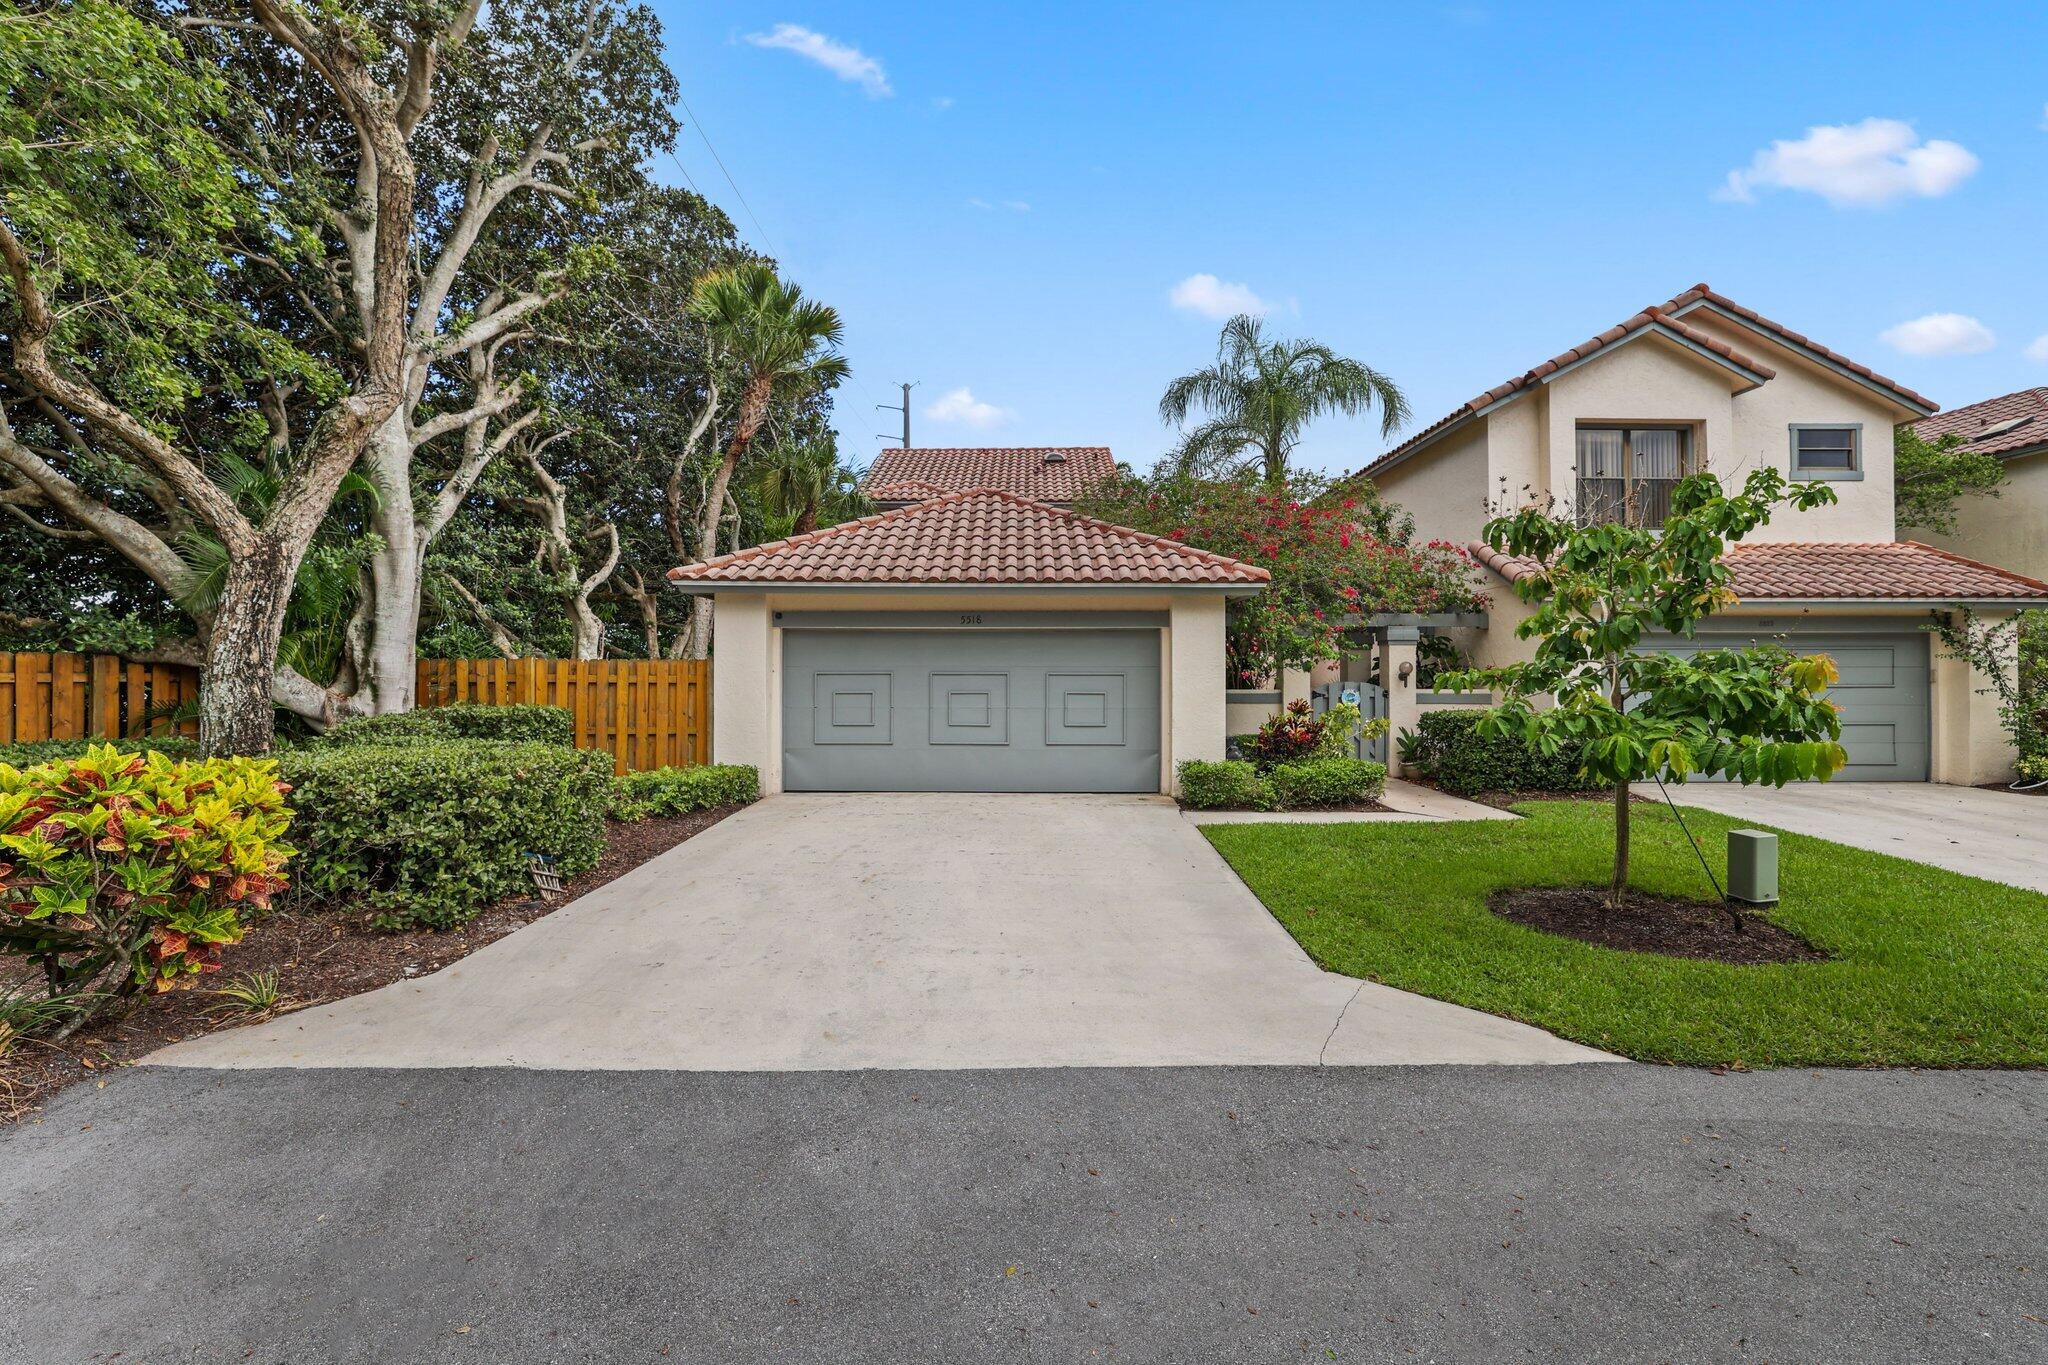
[958,613,984,625]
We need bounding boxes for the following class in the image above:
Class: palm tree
[755,440,868,537]
[1159,314,1409,482]
[684,264,849,656]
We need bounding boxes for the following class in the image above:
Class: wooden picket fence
[0,651,709,775]
[416,657,710,773]
[0,652,203,747]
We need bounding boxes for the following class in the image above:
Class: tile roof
[1467,538,2048,604]
[1660,284,1938,416]
[1912,387,2048,460]
[669,488,1270,587]
[861,447,1116,502]
[1348,283,1937,483]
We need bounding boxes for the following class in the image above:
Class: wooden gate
[1311,681,1388,763]
[416,658,711,773]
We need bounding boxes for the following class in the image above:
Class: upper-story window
[1789,424,1862,481]
[1575,426,1689,527]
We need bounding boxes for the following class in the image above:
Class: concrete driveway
[1654,781,2048,893]
[153,793,1604,1070]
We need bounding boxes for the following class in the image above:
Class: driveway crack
[1318,980,1366,1067]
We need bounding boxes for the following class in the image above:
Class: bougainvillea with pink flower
[1078,471,1486,683]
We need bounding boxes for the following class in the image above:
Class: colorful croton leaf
[0,745,293,1000]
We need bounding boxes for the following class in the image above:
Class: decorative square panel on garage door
[1046,673,1125,746]
[813,672,892,744]
[930,673,1009,745]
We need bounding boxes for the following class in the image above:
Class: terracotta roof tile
[1347,283,1936,484]
[1912,386,2048,460]
[1468,538,2048,603]
[861,447,1116,502]
[669,488,1269,587]
[1660,284,1938,415]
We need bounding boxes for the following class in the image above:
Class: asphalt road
[3,1065,2043,1363]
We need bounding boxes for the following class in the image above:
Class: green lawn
[1203,800,2048,1068]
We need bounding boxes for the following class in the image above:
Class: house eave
[1668,297,1938,418]
[666,580,1268,598]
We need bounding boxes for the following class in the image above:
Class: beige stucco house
[1908,387,2048,582]
[1340,284,2048,785]
[668,483,1264,796]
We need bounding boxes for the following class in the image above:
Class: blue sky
[649,1,2048,476]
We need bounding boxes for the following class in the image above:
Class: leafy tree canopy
[1895,424,2004,536]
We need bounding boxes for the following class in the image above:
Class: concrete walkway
[152,793,1607,1071]
[1652,781,2048,893]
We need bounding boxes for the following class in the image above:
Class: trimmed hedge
[278,739,613,930]
[611,764,759,820]
[0,735,200,767]
[1267,757,1387,809]
[1398,710,1601,799]
[1176,760,1273,811]
[1178,757,1388,810]
[319,703,574,748]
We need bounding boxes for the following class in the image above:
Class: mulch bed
[0,807,739,1126]
[1487,885,1830,965]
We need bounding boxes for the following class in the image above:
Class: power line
[665,92,887,437]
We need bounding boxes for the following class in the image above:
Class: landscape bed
[0,804,740,1125]
[1204,799,2048,1068]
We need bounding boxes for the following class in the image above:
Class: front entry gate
[1311,682,1388,763]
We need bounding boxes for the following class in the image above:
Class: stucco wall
[1913,452,2048,582]
[699,587,1236,795]
[1373,423,1488,548]
[1675,311,1902,543]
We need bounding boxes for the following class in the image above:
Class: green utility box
[1728,829,1779,905]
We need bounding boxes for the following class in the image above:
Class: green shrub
[1176,759,1272,810]
[0,745,292,1011]
[278,739,612,931]
[1268,757,1388,809]
[1397,710,1600,798]
[0,735,200,767]
[611,764,759,820]
[320,703,574,748]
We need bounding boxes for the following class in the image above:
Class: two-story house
[1908,386,2048,583]
[1343,284,2048,785]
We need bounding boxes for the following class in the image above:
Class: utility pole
[875,381,915,448]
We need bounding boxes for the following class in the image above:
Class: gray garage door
[781,629,1162,792]
[1649,629,1930,781]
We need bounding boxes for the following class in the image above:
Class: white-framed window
[1575,425,1689,527]
[1789,424,1862,481]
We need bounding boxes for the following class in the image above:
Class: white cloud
[924,387,1015,430]
[743,24,892,98]
[1880,313,1996,357]
[1716,118,1978,207]
[965,197,992,210]
[1002,199,1031,213]
[966,197,1029,213]
[932,95,955,111]
[2025,334,2048,363]
[1168,273,1270,319]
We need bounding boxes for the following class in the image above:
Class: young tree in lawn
[1443,469,1850,909]
[1158,315,1409,483]
[1894,424,2004,536]
[681,264,849,658]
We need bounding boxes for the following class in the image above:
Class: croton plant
[0,746,293,1006]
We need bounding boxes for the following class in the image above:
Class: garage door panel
[1648,630,1928,782]
[783,630,1161,792]
[929,673,1009,745]
[813,673,893,744]
[1046,673,1127,746]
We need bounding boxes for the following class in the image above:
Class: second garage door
[1649,629,1931,781]
[781,629,1162,792]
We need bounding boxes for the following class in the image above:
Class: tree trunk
[199,539,298,756]
[1608,779,1631,910]
[356,408,424,714]
[686,378,771,661]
